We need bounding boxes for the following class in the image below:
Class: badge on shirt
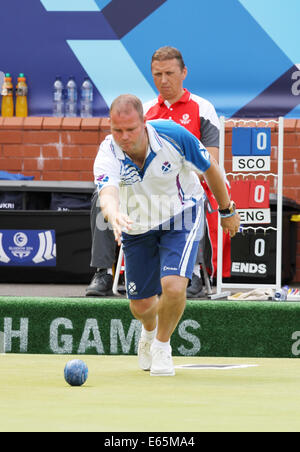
[96,174,110,189]
[161,161,172,174]
[180,113,191,125]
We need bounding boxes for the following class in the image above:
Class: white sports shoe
[138,338,152,371]
[150,345,175,377]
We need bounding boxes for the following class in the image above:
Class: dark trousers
[90,190,116,269]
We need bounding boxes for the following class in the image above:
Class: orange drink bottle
[1,73,14,117]
[15,73,28,117]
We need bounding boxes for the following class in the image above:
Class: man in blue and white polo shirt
[94,94,240,377]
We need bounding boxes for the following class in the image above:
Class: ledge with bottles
[53,76,93,118]
[1,73,28,118]
[1,75,93,118]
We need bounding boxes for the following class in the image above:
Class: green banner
[1,297,300,358]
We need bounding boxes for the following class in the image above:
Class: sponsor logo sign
[0,230,56,266]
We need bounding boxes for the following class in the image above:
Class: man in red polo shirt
[144,46,231,296]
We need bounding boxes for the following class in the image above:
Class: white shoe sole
[150,345,175,376]
[150,369,175,377]
[138,341,152,371]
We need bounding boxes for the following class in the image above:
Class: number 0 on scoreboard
[232,128,271,172]
[232,128,271,156]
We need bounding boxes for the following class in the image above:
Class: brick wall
[0,116,300,282]
[0,116,110,181]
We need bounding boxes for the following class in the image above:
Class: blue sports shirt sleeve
[148,119,211,174]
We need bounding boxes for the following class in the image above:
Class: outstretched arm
[99,186,133,245]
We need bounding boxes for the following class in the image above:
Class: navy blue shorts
[122,201,204,300]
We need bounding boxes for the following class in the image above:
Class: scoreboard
[229,126,273,279]
[214,117,284,297]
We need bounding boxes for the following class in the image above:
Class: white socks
[141,325,157,342]
[141,323,171,352]
[141,325,171,352]
[152,337,171,352]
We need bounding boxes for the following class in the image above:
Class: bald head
[110,94,144,121]
[109,94,148,158]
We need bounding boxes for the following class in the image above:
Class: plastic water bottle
[80,77,93,117]
[53,76,64,117]
[65,76,77,117]
[273,286,289,301]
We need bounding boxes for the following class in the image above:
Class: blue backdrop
[1,0,300,118]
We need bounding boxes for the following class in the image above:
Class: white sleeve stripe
[190,93,220,130]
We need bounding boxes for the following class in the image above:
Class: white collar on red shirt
[158,88,191,108]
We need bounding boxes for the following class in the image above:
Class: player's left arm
[203,158,240,238]
[197,145,218,182]
[206,146,219,163]
[175,122,237,236]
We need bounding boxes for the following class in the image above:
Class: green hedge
[1,297,300,357]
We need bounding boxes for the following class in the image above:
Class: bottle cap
[19,73,25,77]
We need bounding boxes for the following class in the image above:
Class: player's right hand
[112,213,133,245]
